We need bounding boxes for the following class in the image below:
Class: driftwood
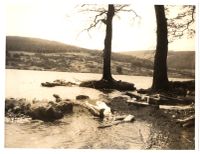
[176,115,195,127]
[126,92,194,106]
[98,120,122,128]
[74,100,113,118]
[159,105,194,110]
[98,115,135,128]
[127,99,149,107]
[148,94,194,106]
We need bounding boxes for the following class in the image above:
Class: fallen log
[159,105,194,110]
[76,102,100,117]
[74,100,113,118]
[127,99,149,107]
[98,114,135,128]
[98,120,122,128]
[148,94,194,106]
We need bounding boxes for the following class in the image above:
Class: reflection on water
[5,69,194,149]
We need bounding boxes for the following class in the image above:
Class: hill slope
[119,50,195,70]
[6,36,194,78]
[6,36,96,53]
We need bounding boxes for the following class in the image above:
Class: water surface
[5,69,194,149]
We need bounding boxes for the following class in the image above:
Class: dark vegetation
[6,36,195,78]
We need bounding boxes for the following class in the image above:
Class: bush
[116,66,123,74]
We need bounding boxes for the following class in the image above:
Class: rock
[28,105,64,122]
[28,106,47,121]
[5,98,17,112]
[76,95,90,100]
[41,80,77,87]
[5,98,31,115]
[53,94,62,102]
[53,94,60,99]
[46,106,63,120]
[29,100,73,121]
[41,82,55,87]
[5,97,74,122]
[13,106,21,114]
[55,100,73,113]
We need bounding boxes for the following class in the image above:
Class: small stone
[172,115,176,118]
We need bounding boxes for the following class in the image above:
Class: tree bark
[102,4,115,81]
[152,5,169,90]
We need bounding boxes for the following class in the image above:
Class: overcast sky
[6,0,196,52]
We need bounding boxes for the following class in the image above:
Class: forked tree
[79,4,138,90]
[79,4,139,82]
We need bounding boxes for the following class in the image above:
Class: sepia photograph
[1,0,199,152]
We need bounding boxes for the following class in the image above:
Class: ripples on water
[5,109,194,149]
[5,110,152,149]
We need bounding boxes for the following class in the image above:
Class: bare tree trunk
[102,4,114,81]
[152,5,169,90]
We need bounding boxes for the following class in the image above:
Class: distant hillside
[6,36,194,78]
[119,50,155,61]
[119,50,195,70]
[6,36,96,53]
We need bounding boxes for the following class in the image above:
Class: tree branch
[167,5,196,41]
[78,4,140,35]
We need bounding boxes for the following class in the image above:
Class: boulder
[55,100,73,113]
[5,98,74,122]
[28,105,61,122]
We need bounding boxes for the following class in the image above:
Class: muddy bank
[106,96,194,149]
